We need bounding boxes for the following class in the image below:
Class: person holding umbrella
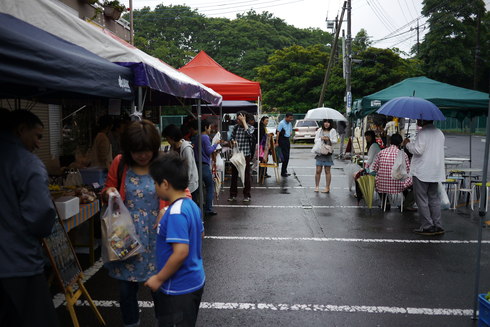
[314,119,338,193]
[403,120,446,235]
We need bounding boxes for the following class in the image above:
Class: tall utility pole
[416,19,420,56]
[345,0,352,114]
[318,2,347,107]
[129,0,134,45]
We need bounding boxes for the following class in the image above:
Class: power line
[365,0,396,32]
[397,0,410,24]
[370,0,398,30]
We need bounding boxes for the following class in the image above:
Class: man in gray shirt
[0,110,59,326]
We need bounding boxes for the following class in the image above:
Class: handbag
[311,141,333,155]
[101,191,143,262]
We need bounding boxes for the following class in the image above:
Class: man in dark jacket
[0,110,59,326]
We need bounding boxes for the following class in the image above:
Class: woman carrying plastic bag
[102,120,191,327]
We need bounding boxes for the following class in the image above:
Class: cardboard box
[55,196,80,220]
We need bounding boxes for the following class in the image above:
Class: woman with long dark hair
[364,130,381,169]
[314,119,337,193]
[259,116,270,179]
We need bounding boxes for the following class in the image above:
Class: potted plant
[103,0,126,20]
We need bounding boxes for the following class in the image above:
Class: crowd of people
[0,108,449,327]
[347,118,446,236]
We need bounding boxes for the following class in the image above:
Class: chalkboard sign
[43,207,82,291]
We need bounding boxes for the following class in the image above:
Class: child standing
[145,153,205,326]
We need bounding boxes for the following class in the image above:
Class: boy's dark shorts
[151,286,204,327]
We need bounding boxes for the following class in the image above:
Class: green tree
[419,0,488,90]
[256,45,424,113]
[256,44,329,112]
[132,7,332,79]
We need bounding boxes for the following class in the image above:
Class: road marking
[204,235,490,244]
[71,300,474,316]
[221,186,350,190]
[214,204,366,209]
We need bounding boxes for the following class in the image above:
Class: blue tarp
[0,13,133,100]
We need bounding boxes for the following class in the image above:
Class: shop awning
[0,13,133,100]
[179,51,261,101]
[353,76,489,119]
[0,0,222,106]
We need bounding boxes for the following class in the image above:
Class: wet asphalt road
[55,133,490,327]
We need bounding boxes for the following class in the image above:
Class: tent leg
[197,100,205,219]
[472,95,490,319]
[257,97,261,183]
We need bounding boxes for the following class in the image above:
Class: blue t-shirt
[278,119,293,137]
[156,198,205,295]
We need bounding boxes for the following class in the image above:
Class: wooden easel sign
[43,205,105,327]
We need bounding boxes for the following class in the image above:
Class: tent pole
[219,104,223,136]
[472,91,490,318]
[257,96,261,183]
[197,100,205,219]
[470,117,474,169]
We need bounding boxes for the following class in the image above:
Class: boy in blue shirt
[146,153,205,327]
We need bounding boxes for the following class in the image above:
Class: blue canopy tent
[0,13,133,101]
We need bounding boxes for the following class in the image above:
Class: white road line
[221,186,350,190]
[214,205,366,209]
[71,300,474,316]
[204,236,490,244]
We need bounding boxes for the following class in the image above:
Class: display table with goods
[50,185,101,265]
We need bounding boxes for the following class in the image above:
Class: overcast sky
[124,0,488,55]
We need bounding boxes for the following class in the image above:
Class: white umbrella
[304,107,347,121]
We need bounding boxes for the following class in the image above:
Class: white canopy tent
[0,0,222,110]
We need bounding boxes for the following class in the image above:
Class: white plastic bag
[216,153,225,172]
[391,150,408,180]
[212,132,222,150]
[101,191,143,262]
[344,162,363,191]
[230,147,246,186]
[438,182,451,210]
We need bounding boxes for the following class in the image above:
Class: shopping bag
[275,146,284,163]
[101,191,143,262]
[215,153,225,172]
[230,147,246,186]
[438,182,451,210]
[391,149,408,180]
[64,169,83,187]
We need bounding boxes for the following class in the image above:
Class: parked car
[293,120,318,143]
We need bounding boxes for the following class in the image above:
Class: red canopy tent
[178,51,261,101]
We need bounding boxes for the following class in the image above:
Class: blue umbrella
[376,96,446,121]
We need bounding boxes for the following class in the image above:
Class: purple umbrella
[376,96,446,121]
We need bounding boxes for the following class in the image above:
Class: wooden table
[62,200,100,265]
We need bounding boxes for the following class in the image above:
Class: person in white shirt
[403,120,445,236]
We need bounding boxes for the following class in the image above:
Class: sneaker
[227,197,237,202]
[243,197,251,203]
[205,211,218,216]
[413,227,437,236]
[281,173,291,177]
